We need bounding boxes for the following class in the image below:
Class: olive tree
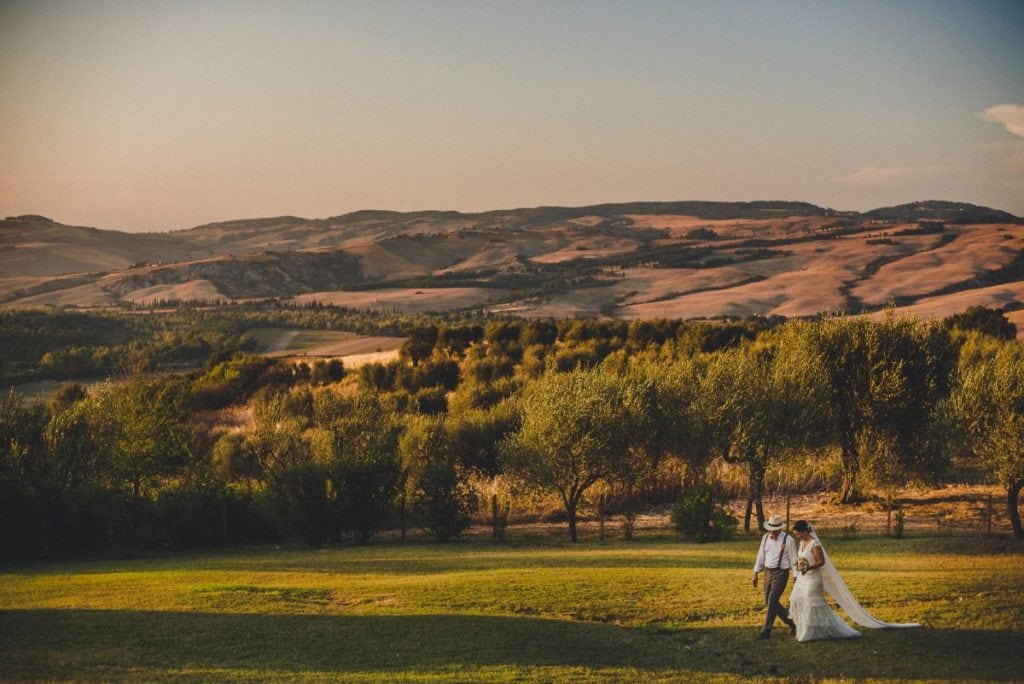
[702,324,828,530]
[85,374,191,497]
[246,389,327,546]
[312,390,402,545]
[399,414,477,541]
[502,368,653,541]
[951,335,1024,539]
[805,314,955,502]
[445,400,520,538]
[625,353,712,481]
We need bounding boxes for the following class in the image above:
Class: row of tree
[1,307,1022,560]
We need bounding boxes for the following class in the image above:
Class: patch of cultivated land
[873,281,1024,335]
[291,287,507,313]
[3,203,1022,321]
[490,281,634,318]
[248,328,405,358]
[120,279,228,304]
[851,226,1024,307]
[7,280,119,307]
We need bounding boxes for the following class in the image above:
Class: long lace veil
[809,526,921,628]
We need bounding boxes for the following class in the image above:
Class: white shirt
[753,531,798,572]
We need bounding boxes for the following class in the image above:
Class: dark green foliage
[192,355,288,410]
[944,305,1017,340]
[484,320,524,347]
[436,324,484,357]
[558,318,627,345]
[313,391,403,544]
[358,361,398,392]
[520,321,558,347]
[414,462,478,542]
[446,402,520,477]
[860,200,1021,224]
[272,463,334,548]
[464,352,516,383]
[554,339,617,371]
[951,336,1024,538]
[626,319,680,352]
[503,369,654,541]
[310,358,345,385]
[154,483,275,550]
[401,325,439,366]
[86,374,194,497]
[333,457,401,544]
[685,227,719,240]
[412,386,449,415]
[804,315,957,501]
[0,310,136,380]
[675,320,763,354]
[50,382,87,414]
[671,482,738,542]
[395,359,460,393]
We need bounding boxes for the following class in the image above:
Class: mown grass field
[1,532,1021,682]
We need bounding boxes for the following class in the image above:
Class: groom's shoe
[756,631,770,640]
[785,618,797,636]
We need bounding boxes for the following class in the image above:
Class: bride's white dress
[789,539,861,642]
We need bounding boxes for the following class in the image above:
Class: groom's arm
[752,534,767,587]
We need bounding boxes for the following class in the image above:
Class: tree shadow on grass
[0,610,1020,680]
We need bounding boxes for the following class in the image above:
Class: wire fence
[466,483,1014,540]
[737,484,1010,537]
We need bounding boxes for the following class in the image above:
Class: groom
[751,514,798,639]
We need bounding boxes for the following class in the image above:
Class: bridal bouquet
[796,558,809,574]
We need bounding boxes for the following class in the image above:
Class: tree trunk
[399,490,407,542]
[743,495,754,532]
[837,442,863,504]
[749,458,766,531]
[1008,481,1023,540]
[564,492,579,542]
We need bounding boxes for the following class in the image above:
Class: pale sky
[1,0,1022,232]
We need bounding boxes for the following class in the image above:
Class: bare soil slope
[4,202,1022,329]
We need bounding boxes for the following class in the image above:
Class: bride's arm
[809,543,825,571]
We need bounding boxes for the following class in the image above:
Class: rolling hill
[2,200,1022,329]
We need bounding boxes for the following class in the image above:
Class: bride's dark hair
[793,520,811,533]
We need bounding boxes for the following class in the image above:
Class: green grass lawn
[2,533,1022,682]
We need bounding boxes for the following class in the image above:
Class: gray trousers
[762,567,792,634]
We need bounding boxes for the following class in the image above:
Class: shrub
[414,462,477,542]
[671,482,738,543]
[271,463,335,548]
[333,457,401,545]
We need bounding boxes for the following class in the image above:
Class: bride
[789,519,920,642]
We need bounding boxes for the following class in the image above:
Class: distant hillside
[2,201,1023,330]
[103,249,363,300]
[170,201,832,256]
[860,201,1022,224]
[0,214,196,276]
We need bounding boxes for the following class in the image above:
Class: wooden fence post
[785,489,791,530]
[987,493,994,535]
[886,491,893,537]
